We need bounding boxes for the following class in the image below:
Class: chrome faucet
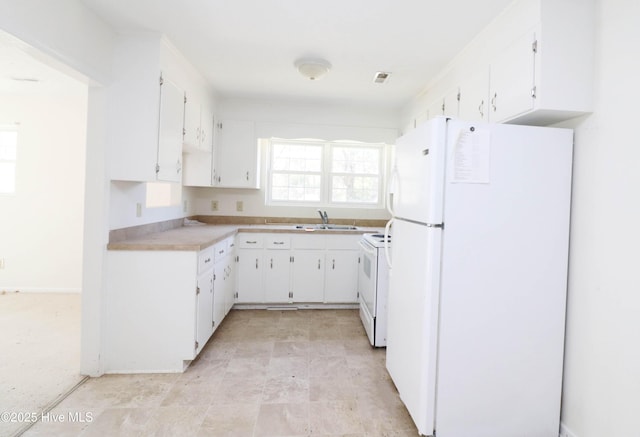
[317,209,329,225]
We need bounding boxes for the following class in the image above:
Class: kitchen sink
[293,224,359,231]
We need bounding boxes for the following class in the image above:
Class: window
[0,128,18,194]
[268,139,386,207]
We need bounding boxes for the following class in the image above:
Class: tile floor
[22,309,418,436]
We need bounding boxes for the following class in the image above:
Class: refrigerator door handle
[386,165,399,217]
[384,218,394,270]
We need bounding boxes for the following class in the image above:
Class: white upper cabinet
[442,87,460,118]
[182,97,216,187]
[109,34,217,183]
[183,92,215,153]
[214,120,260,189]
[458,68,490,122]
[108,35,183,182]
[488,29,537,123]
[409,0,594,128]
[156,76,185,182]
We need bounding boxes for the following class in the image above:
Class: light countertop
[107,223,384,251]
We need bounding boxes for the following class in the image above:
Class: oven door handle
[358,239,377,256]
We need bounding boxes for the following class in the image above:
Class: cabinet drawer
[325,234,361,250]
[213,240,228,262]
[226,236,236,253]
[291,234,326,249]
[198,247,214,273]
[265,234,291,249]
[238,234,264,248]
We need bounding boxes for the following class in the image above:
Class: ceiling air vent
[373,71,391,84]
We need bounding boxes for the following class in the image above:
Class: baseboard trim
[0,287,81,293]
[233,303,359,310]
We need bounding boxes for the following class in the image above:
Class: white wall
[0,89,87,292]
[109,181,192,229]
[1,0,115,375]
[557,1,640,435]
[191,97,399,221]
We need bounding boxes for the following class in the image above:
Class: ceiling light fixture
[294,58,331,81]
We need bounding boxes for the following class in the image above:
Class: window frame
[266,138,387,209]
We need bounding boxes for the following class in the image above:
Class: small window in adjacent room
[0,128,18,194]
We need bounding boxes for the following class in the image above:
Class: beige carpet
[0,292,83,436]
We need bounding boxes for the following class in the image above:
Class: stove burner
[362,233,392,248]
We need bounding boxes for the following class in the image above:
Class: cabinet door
[157,77,184,182]
[324,251,359,303]
[195,270,214,354]
[223,255,234,315]
[264,251,292,303]
[213,261,226,331]
[199,100,214,153]
[489,30,536,122]
[236,249,264,303]
[291,250,325,302]
[443,88,460,118]
[215,120,259,188]
[225,238,236,314]
[426,98,444,120]
[459,69,490,122]
[183,93,200,150]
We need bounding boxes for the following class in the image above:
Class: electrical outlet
[136,203,142,217]
[211,200,219,211]
[236,201,243,212]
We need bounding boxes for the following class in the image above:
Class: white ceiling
[79,0,515,110]
[0,31,86,96]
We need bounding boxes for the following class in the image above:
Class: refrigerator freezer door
[392,117,448,224]
[434,120,573,436]
[385,219,442,436]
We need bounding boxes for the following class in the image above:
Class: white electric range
[358,233,391,347]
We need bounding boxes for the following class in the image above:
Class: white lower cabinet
[212,236,234,329]
[236,248,264,303]
[105,238,238,373]
[195,267,214,355]
[291,250,325,302]
[265,251,292,302]
[324,250,359,303]
[223,236,236,315]
[234,232,360,304]
[106,247,214,373]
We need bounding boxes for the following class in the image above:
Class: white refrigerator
[385,117,573,437]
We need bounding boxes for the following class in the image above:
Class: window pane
[270,172,321,202]
[0,162,15,193]
[332,146,379,174]
[331,175,379,203]
[272,143,322,172]
[0,131,17,160]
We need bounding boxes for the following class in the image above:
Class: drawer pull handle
[246,241,257,244]
[273,241,285,245]
[204,258,211,263]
